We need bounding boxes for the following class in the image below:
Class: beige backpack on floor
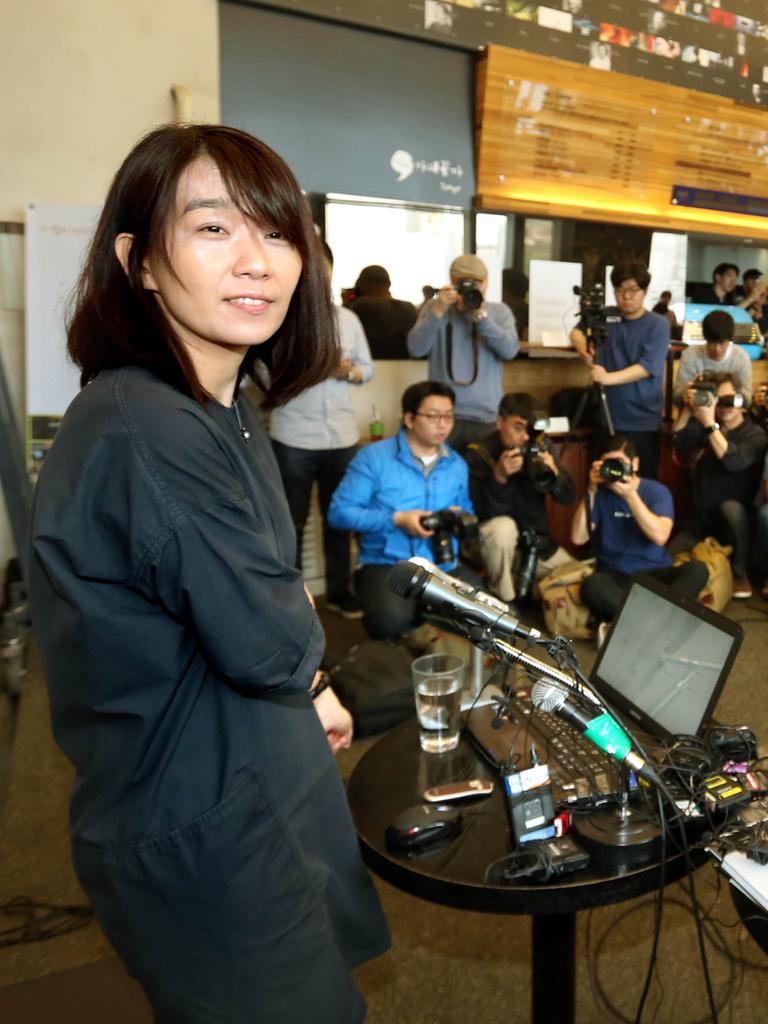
[672,536,733,612]
[538,558,596,639]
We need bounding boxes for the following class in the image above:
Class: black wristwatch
[704,422,721,435]
[310,673,332,701]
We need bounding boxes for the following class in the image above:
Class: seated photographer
[672,310,752,408]
[465,392,575,603]
[328,381,479,640]
[407,254,519,455]
[569,262,670,479]
[672,372,767,599]
[571,437,708,638]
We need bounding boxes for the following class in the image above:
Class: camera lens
[599,458,629,482]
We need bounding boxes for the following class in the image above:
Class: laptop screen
[590,575,744,740]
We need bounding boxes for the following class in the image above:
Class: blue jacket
[328,428,473,569]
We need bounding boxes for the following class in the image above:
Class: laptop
[467,575,743,802]
[589,574,743,744]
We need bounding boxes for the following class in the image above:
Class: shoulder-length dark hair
[67,124,337,408]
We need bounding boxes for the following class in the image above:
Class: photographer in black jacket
[466,393,575,602]
[672,371,767,599]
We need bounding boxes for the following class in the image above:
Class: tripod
[564,320,616,461]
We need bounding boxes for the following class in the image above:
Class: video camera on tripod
[573,284,621,349]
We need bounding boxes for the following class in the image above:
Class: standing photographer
[672,372,767,598]
[466,392,575,603]
[571,437,707,640]
[328,381,479,639]
[570,262,670,478]
[407,254,519,455]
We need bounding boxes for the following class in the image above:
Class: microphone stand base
[573,809,661,870]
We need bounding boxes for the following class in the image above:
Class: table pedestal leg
[531,913,576,1024]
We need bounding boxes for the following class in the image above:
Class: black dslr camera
[691,379,717,407]
[521,438,556,491]
[599,458,633,482]
[455,279,484,312]
[420,509,479,565]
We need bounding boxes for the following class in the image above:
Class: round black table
[347,719,698,1024]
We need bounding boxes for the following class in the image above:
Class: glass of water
[411,654,465,753]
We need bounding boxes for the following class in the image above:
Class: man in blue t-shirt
[570,437,707,639]
[570,262,670,478]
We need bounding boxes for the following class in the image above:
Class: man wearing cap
[349,265,417,360]
[407,254,519,454]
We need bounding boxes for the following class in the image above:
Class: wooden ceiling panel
[476,46,768,240]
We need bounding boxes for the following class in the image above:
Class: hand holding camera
[418,509,479,565]
[394,509,435,538]
[432,280,485,317]
[431,284,459,317]
[589,456,637,497]
[493,447,525,483]
[684,377,716,409]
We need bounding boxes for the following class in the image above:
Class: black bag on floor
[327,639,415,737]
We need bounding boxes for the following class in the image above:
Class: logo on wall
[390,149,464,193]
[391,150,414,181]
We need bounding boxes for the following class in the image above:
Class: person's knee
[719,499,748,526]
[579,573,601,608]
[360,590,415,640]
[480,516,519,553]
[682,558,709,594]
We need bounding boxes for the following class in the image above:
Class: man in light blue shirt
[407,253,519,454]
[271,243,373,618]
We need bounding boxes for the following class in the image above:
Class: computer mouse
[385,804,463,851]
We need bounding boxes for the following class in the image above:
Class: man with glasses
[570,262,670,478]
[407,254,519,455]
[672,310,752,408]
[466,392,575,603]
[672,372,767,599]
[328,381,477,639]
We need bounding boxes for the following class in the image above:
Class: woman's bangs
[215,150,307,253]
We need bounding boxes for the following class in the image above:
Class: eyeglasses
[414,412,455,424]
[615,286,643,296]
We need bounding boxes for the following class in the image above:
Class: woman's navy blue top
[28,366,388,1008]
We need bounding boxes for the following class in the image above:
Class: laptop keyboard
[467,691,623,808]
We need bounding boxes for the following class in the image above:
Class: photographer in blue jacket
[328,380,478,639]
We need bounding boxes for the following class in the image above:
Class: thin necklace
[233,401,250,442]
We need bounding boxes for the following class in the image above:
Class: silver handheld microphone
[386,560,541,643]
[531,680,660,785]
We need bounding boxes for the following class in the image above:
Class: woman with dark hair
[28,125,388,1023]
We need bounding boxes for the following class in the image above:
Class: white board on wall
[528,260,582,345]
[25,203,100,417]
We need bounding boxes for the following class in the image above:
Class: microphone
[408,556,512,617]
[530,680,660,785]
[386,560,541,643]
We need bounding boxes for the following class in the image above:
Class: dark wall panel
[244,0,768,107]
[220,3,476,205]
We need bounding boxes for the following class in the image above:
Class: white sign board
[648,232,688,308]
[25,203,100,416]
[528,260,582,346]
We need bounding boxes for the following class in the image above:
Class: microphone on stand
[407,556,514,618]
[386,559,542,644]
[531,680,660,785]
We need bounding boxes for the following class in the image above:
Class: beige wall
[0,0,220,572]
[0,0,220,221]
